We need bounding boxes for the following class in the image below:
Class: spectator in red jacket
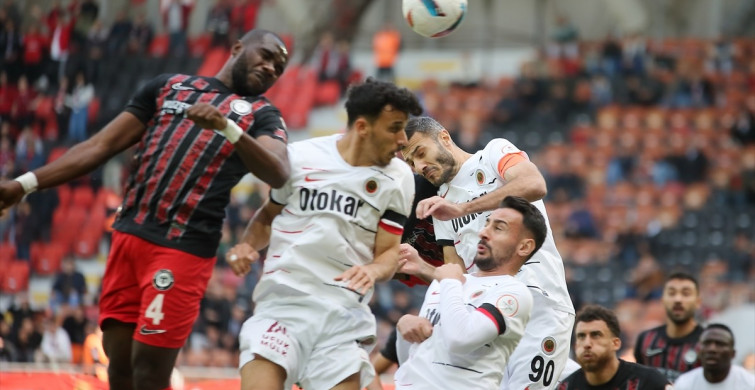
[161,0,194,57]
[22,24,49,84]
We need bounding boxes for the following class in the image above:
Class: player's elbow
[267,164,291,189]
[531,182,547,201]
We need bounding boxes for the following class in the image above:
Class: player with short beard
[634,272,703,382]
[558,305,671,390]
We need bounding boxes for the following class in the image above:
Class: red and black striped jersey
[112,73,287,258]
[633,324,703,383]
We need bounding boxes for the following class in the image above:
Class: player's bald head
[240,29,285,48]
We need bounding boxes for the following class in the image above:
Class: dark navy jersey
[558,360,670,390]
[113,73,287,258]
[633,324,703,382]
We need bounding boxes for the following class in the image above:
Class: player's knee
[132,362,171,390]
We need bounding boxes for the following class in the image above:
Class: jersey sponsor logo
[365,178,379,196]
[230,99,253,116]
[645,347,664,357]
[496,294,519,317]
[298,188,365,217]
[261,321,290,357]
[152,269,174,291]
[541,336,557,355]
[139,325,167,335]
[171,82,193,91]
[475,169,485,185]
[160,100,192,116]
[450,192,487,232]
[424,307,441,326]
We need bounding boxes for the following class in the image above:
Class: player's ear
[230,40,244,56]
[612,336,622,351]
[439,129,453,147]
[354,117,369,137]
[517,238,535,259]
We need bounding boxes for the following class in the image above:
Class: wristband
[14,172,39,195]
[219,119,244,144]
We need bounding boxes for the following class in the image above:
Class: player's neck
[337,131,370,166]
[666,319,697,338]
[446,147,473,181]
[585,357,621,386]
[704,365,731,383]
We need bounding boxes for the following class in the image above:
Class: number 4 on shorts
[146,294,165,325]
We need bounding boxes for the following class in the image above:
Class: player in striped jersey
[226,78,422,390]
[0,29,290,390]
[634,272,703,382]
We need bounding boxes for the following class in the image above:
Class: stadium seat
[149,34,170,57]
[72,186,96,208]
[0,243,16,260]
[2,261,30,293]
[190,34,212,58]
[314,80,341,106]
[32,243,65,275]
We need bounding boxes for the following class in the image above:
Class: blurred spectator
[51,257,88,310]
[311,33,352,93]
[65,71,94,143]
[61,305,87,363]
[39,315,72,363]
[82,325,108,381]
[161,0,194,57]
[127,12,153,55]
[625,255,665,301]
[71,0,100,49]
[0,18,22,80]
[48,11,72,89]
[84,20,109,83]
[231,0,262,39]
[10,317,41,363]
[731,100,755,145]
[730,233,753,282]
[601,35,623,77]
[622,33,648,76]
[0,70,15,122]
[548,14,579,63]
[11,75,39,128]
[373,21,401,83]
[107,10,132,56]
[706,36,736,75]
[207,0,232,48]
[14,125,45,174]
[22,24,48,84]
[0,135,13,178]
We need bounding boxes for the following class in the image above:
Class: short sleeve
[433,217,455,246]
[383,163,415,225]
[483,138,528,177]
[269,143,295,204]
[482,281,533,340]
[249,105,288,143]
[124,74,173,124]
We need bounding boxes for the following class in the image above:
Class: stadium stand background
[0,0,753,388]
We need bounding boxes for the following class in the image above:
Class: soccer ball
[402,0,467,38]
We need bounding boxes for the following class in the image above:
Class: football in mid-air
[402,0,467,38]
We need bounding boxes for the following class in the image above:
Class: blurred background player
[0,29,290,390]
[558,305,671,390]
[394,196,546,389]
[226,78,422,390]
[674,323,755,389]
[634,272,703,382]
[400,116,574,389]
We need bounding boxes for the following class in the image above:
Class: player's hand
[0,180,24,217]
[334,265,375,295]
[397,314,433,343]
[225,243,259,276]
[433,263,465,283]
[185,103,228,130]
[416,196,465,220]
[397,243,429,276]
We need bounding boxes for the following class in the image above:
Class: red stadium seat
[32,243,64,275]
[0,243,16,260]
[149,34,170,57]
[2,261,30,293]
[72,186,95,208]
[190,34,212,57]
[314,80,341,106]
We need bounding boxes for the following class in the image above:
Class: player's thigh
[238,314,304,390]
[133,243,215,349]
[240,355,288,390]
[101,319,136,379]
[300,340,374,390]
[503,310,574,390]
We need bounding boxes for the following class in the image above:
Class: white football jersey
[395,274,533,389]
[434,138,574,313]
[253,134,415,309]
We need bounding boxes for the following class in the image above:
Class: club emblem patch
[230,99,253,116]
[542,336,557,355]
[365,178,379,196]
[683,349,697,364]
[475,169,485,185]
[153,269,174,291]
[496,294,519,317]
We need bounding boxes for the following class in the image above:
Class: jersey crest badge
[475,169,485,186]
[683,349,697,364]
[365,178,379,196]
[541,336,556,355]
[152,269,174,291]
[496,294,519,317]
[231,99,253,116]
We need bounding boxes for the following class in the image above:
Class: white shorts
[500,295,575,390]
[238,292,376,389]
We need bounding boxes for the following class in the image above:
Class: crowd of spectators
[0,1,753,373]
